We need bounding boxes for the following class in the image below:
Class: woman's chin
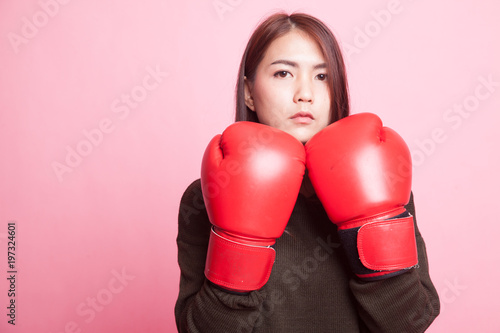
[286,128,316,144]
[291,122,331,144]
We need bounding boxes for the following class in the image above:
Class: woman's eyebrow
[270,59,327,69]
[270,59,297,67]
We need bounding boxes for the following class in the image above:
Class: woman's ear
[243,76,255,111]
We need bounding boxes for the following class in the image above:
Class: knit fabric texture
[175,179,440,333]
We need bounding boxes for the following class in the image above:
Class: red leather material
[357,216,418,270]
[201,121,305,291]
[204,228,276,291]
[305,113,418,278]
[201,122,306,239]
[305,113,412,224]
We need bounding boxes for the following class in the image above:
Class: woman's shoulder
[184,178,201,192]
[180,179,203,203]
[178,178,210,229]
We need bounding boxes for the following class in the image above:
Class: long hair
[235,12,350,123]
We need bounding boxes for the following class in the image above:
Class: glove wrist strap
[205,227,275,291]
[338,210,418,281]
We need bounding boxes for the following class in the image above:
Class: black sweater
[175,179,440,332]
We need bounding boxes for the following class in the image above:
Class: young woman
[175,12,440,332]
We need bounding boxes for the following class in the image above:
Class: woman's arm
[174,180,266,333]
[349,193,440,333]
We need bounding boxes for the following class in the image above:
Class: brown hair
[235,12,350,123]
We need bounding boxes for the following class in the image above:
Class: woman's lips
[291,111,314,124]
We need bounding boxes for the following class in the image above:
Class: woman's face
[244,29,331,143]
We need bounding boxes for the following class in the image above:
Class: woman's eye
[316,73,327,81]
[274,71,291,78]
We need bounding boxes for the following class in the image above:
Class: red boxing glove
[201,121,305,291]
[305,113,418,281]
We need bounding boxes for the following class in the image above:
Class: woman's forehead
[260,30,326,68]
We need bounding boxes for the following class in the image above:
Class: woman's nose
[294,77,313,104]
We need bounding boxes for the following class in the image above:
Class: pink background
[1,0,499,332]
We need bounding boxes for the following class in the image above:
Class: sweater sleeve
[349,192,440,333]
[174,179,267,333]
